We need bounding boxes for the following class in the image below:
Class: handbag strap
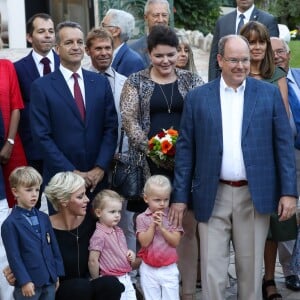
[117,128,124,154]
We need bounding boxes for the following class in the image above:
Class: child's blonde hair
[93,189,124,211]
[143,175,172,196]
[9,166,42,188]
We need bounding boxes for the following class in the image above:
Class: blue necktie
[237,14,245,34]
[288,78,300,149]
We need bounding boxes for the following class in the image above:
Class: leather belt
[219,179,248,187]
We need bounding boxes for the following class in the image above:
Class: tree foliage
[256,0,300,28]
[174,0,221,34]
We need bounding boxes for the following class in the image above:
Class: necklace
[250,71,261,75]
[158,82,175,114]
[68,227,80,276]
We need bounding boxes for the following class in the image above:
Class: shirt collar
[144,207,169,216]
[237,4,255,20]
[15,205,36,215]
[96,222,117,234]
[112,42,124,61]
[32,49,55,67]
[220,75,246,92]
[59,64,83,80]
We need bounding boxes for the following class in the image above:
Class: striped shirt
[89,222,131,276]
[136,208,183,267]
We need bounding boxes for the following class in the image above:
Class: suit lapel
[229,11,238,33]
[51,70,85,123]
[53,50,60,70]
[242,78,258,139]
[250,7,259,22]
[82,69,97,125]
[24,51,40,80]
[112,44,126,70]
[208,80,223,147]
[13,208,42,241]
[291,68,300,90]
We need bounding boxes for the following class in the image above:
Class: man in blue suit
[170,35,297,300]
[271,36,300,291]
[30,21,118,210]
[101,9,145,77]
[129,0,170,67]
[15,13,60,197]
[208,0,279,81]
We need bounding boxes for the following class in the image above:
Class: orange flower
[161,140,172,154]
[148,137,155,145]
[166,128,178,136]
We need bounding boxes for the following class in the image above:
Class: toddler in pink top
[88,190,137,300]
[136,175,183,300]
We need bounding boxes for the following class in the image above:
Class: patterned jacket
[120,67,204,177]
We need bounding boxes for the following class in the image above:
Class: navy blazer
[173,77,297,222]
[208,7,279,81]
[30,68,118,188]
[112,43,145,77]
[14,50,60,161]
[1,207,64,287]
[290,68,300,148]
[129,36,150,67]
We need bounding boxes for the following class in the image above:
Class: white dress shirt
[236,4,255,32]
[32,49,55,77]
[219,76,247,180]
[59,65,86,106]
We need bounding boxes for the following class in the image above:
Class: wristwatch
[7,138,14,145]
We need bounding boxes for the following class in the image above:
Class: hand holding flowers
[148,128,178,170]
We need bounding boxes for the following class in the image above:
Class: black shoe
[285,275,300,291]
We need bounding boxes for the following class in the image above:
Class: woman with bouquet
[120,25,204,300]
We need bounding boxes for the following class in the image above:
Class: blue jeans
[13,284,55,300]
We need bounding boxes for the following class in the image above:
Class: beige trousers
[199,183,270,300]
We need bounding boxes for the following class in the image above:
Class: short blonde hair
[93,189,123,211]
[44,172,85,211]
[143,175,171,196]
[9,166,42,188]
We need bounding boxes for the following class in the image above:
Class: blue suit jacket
[129,36,150,67]
[1,207,64,287]
[173,77,297,222]
[14,50,60,160]
[290,68,300,148]
[112,43,145,77]
[30,68,118,189]
[208,7,279,81]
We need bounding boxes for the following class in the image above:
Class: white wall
[7,0,26,48]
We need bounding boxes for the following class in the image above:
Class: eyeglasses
[101,22,118,28]
[273,49,287,56]
[223,57,250,65]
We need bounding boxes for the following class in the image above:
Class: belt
[219,179,248,187]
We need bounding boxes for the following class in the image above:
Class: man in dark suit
[14,13,60,183]
[129,0,170,67]
[208,0,279,81]
[30,21,118,210]
[170,35,297,300]
[271,36,300,292]
[101,9,145,77]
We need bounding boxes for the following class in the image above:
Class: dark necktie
[237,14,245,34]
[40,57,51,75]
[72,73,85,120]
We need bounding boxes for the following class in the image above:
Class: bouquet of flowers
[148,128,179,170]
